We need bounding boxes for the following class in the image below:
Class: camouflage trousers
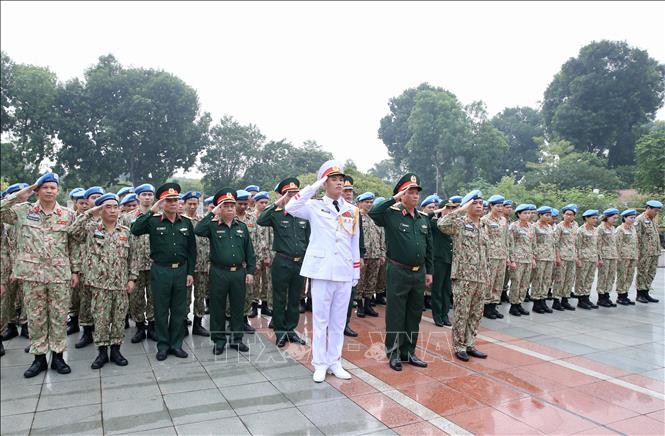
[553,260,575,299]
[256,265,272,307]
[244,271,260,315]
[451,279,484,353]
[502,265,510,292]
[2,279,26,324]
[186,271,208,318]
[78,284,93,326]
[615,259,637,292]
[636,255,658,291]
[596,258,617,295]
[486,258,507,304]
[532,260,554,300]
[91,287,129,346]
[575,261,596,296]
[69,281,80,316]
[357,258,381,298]
[376,262,386,294]
[23,281,70,354]
[509,263,532,304]
[129,270,154,324]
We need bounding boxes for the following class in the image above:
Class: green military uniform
[368,174,432,362]
[130,183,196,355]
[430,205,453,326]
[256,178,309,343]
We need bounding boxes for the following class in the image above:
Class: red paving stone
[326,376,379,397]
[446,406,541,435]
[618,373,665,394]
[415,358,475,382]
[351,392,423,428]
[576,380,665,414]
[572,426,622,435]
[510,339,576,359]
[393,421,449,435]
[541,388,639,424]
[606,414,665,435]
[496,397,598,434]
[444,374,529,406]
[519,362,604,387]
[488,368,566,395]
[474,343,546,367]
[399,382,485,416]
[646,410,665,423]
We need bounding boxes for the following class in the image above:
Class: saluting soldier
[532,206,555,314]
[195,188,256,354]
[615,209,638,305]
[500,199,514,303]
[342,176,364,337]
[245,185,260,210]
[575,210,601,310]
[429,198,457,327]
[1,219,11,357]
[356,192,384,318]
[252,191,273,316]
[117,186,134,203]
[480,194,508,319]
[131,183,196,361]
[635,200,662,303]
[1,173,79,378]
[596,208,620,307]
[552,204,578,311]
[119,193,139,214]
[507,204,536,316]
[257,178,309,347]
[369,173,432,372]
[235,189,258,332]
[373,197,388,307]
[66,187,86,336]
[419,194,440,311]
[71,193,136,369]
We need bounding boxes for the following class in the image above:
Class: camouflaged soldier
[480,194,508,319]
[552,204,578,310]
[438,190,489,362]
[507,204,536,316]
[66,187,87,337]
[575,210,601,310]
[1,222,11,357]
[356,192,385,318]
[532,206,556,314]
[1,173,79,378]
[419,194,440,311]
[71,193,137,369]
[252,191,274,316]
[235,190,259,333]
[615,209,638,305]
[596,208,620,307]
[635,200,662,303]
[120,183,157,343]
[500,199,514,303]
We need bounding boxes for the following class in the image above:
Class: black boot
[552,298,564,311]
[597,294,613,308]
[509,304,521,316]
[260,301,272,316]
[644,290,659,303]
[424,295,432,310]
[20,323,29,338]
[131,323,146,343]
[299,298,306,314]
[66,316,80,335]
[205,297,210,314]
[124,315,130,329]
[365,298,379,317]
[0,339,4,357]
[305,294,313,312]
[183,319,189,337]
[50,352,71,374]
[75,326,94,349]
[588,296,599,309]
[561,297,576,310]
[577,296,592,310]
[147,321,158,341]
[500,290,509,303]
[110,344,128,366]
[542,300,553,313]
[525,292,531,302]
[356,298,366,318]
[375,292,387,305]
[370,295,377,306]
[533,300,545,314]
[192,316,210,337]
[491,303,504,319]
[617,292,632,306]
[546,289,554,300]
[248,301,259,319]
[91,346,109,369]
[517,304,530,315]
[2,323,18,341]
[24,354,47,378]
[483,304,497,319]
[243,316,255,334]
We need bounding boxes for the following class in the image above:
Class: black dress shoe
[110,345,128,366]
[287,331,306,345]
[243,316,256,334]
[364,299,379,317]
[260,302,273,316]
[169,348,188,358]
[51,352,71,374]
[156,350,168,361]
[276,334,288,348]
[435,321,445,327]
[375,293,387,305]
[24,354,48,378]
[248,302,259,318]
[455,350,470,362]
[147,321,158,341]
[406,354,428,367]
[213,343,226,355]
[443,320,452,326]
[343,325,358,337]
[389,354,402,371]
[467,348,487,359]
[230,342,249,352]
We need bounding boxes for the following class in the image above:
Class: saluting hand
[275,193,289,207]
[392,188,407,202]
[0,284,5,296]
[86,204,104,216]
[151,198,165,214]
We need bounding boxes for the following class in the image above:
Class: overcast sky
[2,1,664,174]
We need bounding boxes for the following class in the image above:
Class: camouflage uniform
[357,210,385,298]
[438,209,488,354]
[575,224,598,296]
[553,221,578,299]
[480,214,508,304]
[1,224,11,334]
[1,194,78,355]
[120,210,153,324]
[236,211,259,314]
[188,215,209,318]
[508,222,535,304]
[2,222,26,329]
[615,224,637,293]
[254,219,273,308]
[71,214,136,346]
[77,216,99,328]
[596,223,618,295]
[375,227,387,293]
[532,222,555,300]
[635,212,660,291]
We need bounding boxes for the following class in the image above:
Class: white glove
[352,279,359,287]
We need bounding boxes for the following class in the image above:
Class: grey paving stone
[163,388,234,425]
[204,360,268,388]
[298,397,387,435]
[240,407,323,435]
[154,362,216,394]
[271,376,345,406]
[102,396,172,435]
[0,384,41,416]
[118,425,177,435]
[37,379,101,411]
[0,364,45,386]
[102,370,161,403]
[257,360,313,380]
[0,412,33,436]
[219,380,293,415]
[31,404,102,435]
[100,353,152,377]
[175,416,250,435]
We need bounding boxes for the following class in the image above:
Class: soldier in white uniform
[285,160,361,383]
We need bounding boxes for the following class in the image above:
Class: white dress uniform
[285,162,360,377]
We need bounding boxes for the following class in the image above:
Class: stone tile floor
[1,261,663,435]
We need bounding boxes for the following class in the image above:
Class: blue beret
[236,190,250,201]
[621,209,637,217]
[528,204,537,211]
[84,186,105,199]
[646,200,663,209]
[461,190,482,206]
[503,199,513,206]
[203,196,214,206]
[488,194,505,205]
[561,204,578,213]
[357,191,375,203]
[582,209,599,218]
[94,193,119,206]
[119,193,137,206]
[35,172,59,188]
[374,196,386,205]
[537,206,552,215]
[483,201,489,208]
[0,191,5,199]
[69,187,84,199]
[134,184,155,195]
[6,183,29,194]
[515,203,531,214]
[449,195,463,204]
[603,208,619,217]
[420,194,440,209]
[182,191,202,201]
[253,191,269,201]
[245,185,260,193]
[117,186,134,197]
[551,208,560,218]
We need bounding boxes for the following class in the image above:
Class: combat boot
[577,296,592,310]
[24,354,47,378]
[517,304,530,315]
[20,323,29,338]
[597,294,613,307]
[243,316,255,334]
[260,301,272,316]
[561,297,575,310]
[491,303,504,319]
[644,290,659,303]
[356,298,366,318]
[50,352,71,374]
[147,321,158,341]
[192,316,210,337]
[500,290,509,303]
[132,323,146,343]
[532,300,546,314]
[75,326,94,348]
[617,292,632,305]
[248,301,259,319]
[542,300,553,313]
[509,304,522,316]
[365,298,379,317]
[0,339,4,357]
[110,344,128,366]
[2,323,18,341]
[183,319,189,337]
[66,316,80,335]
[375,292,387,305]
[91,346,109,369]
[524,292,531,302]
[588,296,599,309]
[552,298,564,311]
[483,304,497,319]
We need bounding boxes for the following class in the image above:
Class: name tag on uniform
[645,220,651,224]
[464,224,475,231]
[156,226,166,231]
[319,208,331,214]
[489,223,499,228]
[299,221,306,225]
[399,223,410,231]
[421,224,428,230]
[94,230,105,239]
[280,220,289,225]
[179,227,188,233]
[216,229,226,234]
[27,213,40,221]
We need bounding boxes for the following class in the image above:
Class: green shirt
[194,213,256,274]
[368,198,433,273]
[256,204,309,257]
[429,212,453,263]
[130,211,196,275]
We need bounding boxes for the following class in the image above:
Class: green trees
[634,128,665,193]
[491,106,543,179]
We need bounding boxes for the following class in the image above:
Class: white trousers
[310,279,352,371]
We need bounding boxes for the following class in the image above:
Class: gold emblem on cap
[410,175,417,183]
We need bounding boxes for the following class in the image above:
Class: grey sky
[2,1,664,174]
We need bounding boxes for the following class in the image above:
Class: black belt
[212,262,244,272]
[387,258,423,272]
[276,252,304,263]
[153,261,185,269]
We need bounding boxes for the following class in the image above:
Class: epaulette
[181,215,191,220]
[275,208,283,212]
[153,213,162,217]
[418,210,428,217]
[389,204,401,211]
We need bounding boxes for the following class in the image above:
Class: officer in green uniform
[195,188,256,354]
[130,183,196,361]
[429,198,457,327]
[257,178,309,347]
[369,173,433,371]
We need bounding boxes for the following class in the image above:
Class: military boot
[131,323,146,343]
[500,290,509,303]
[588,296,599,309]
[365,298,379,317]
[617,293,632,305]
[91,346,109,369]
[561,297,575,310]
[542,300,553,313]
[0,339,4,357]
[577,296,592,310]
[260,301,272,316]
[20,323,29,338]
[375,292,387,305]
[192,316,210,336]
[524,292,531,302]
[356,298,366,318]
[641,290,659,303]
[183,319,189,337]
[2,323,18,341]
[532,300,546,314]
[75,326,94,349]
[110,344,128,366]
[243,316,255,334]
[66,316,80,335]
[50,352,71,374]
[491,303,504,319]
[24,354,47,378]
[483,304,497,319]
[147,321,158,341]
[517,304,530,315]
[552,298,564,311]
[509,304,522,316]
[597,294,612,307]
[248,301,259,319]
